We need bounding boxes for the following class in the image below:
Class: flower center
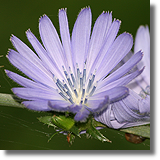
[53,63,97,105]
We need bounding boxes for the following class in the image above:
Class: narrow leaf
[0,93,24,108]
[120,125,150,138]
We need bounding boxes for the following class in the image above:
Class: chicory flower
[130,26,150,95]
[6,7,143,122]
[95,25,150,128]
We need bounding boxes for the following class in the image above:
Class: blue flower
[6,7,143,122]
[95,25,150,128]
[94,89,150,129]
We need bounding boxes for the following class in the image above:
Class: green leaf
[0,93,24,108]
[120,125,150,138]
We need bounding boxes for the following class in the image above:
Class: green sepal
[37,115,112,143]
[51,115,75,130]
[37,116,57,128]
[38,115,80,136]
[70,125,80,137]
[50,115,80,137]
[86,119,111,143]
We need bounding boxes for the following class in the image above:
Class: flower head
[6,7,143,122]
[95,25,150,128]
[94,88,150,129]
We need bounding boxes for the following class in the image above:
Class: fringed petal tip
[9,34,15,42]
[59,8,67,12]
[25,29,36,43]
[4,69,9,75]
[80,6,91,12]
[39,14,48,23]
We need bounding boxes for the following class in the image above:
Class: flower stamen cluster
[53,63,97,106]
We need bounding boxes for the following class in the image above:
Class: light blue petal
[48,100,71,112]
[112,101,141,123]
[67,104,90,122]
[86,11,113,75]
[87,19,121,78]
[7,49,56,89]
[121,89,143,111]
[96,68,144,94]
[5,70,51,89]
[97,50,143,89]
[134,26,150,66]
[59,8,74,73]
[12,87,62,101]
[95,32,133,81]
[139,95,150,113]
[134,26,150,85]
[39,15,66,72]
[94,105,126,129]
[95,88,150,129]
[90,86,129,103]
[113,99,150,123]
[26,29,64,80]
[74,105,90,122]
[10,35,51,77]
[71,7,92,70]
[68,104,82,114]
[87,96,109,113]
[113,101,150,128]
[22,100,51,111]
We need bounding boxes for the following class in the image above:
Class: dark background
[0,0,150,150]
